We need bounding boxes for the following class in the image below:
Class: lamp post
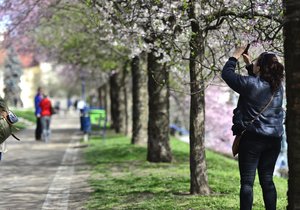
[80,70,86,102]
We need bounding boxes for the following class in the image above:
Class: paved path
[0,112,92,210]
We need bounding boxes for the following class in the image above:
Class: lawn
[84,134,287,210]
[11,109,35,130]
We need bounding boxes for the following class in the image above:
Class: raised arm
[222,57,249,94]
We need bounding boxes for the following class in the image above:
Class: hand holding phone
[242,44,250,55]
[232,46,247,60]
[242,54,251,65]
[7,110,18,124]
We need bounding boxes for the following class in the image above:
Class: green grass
[12,109,36,122]
[84,134,287,210]
[11,109,35,129]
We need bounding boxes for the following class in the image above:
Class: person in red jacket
[39,94,53,142]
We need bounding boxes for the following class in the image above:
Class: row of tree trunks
[103,16,210,195]
[107,52,172,162]
[104,35,210,193]
[283,0,300,209]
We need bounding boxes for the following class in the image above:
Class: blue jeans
[41,116,51,142]
[238,132,281,210]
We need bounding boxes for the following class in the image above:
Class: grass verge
[84,134,287,210]
[11,109,35,130]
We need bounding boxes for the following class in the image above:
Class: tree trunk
[283,1,300,209]
[109,70,126,133]
[98,83,109,123]
[105,83,111,128]
[109,72,119,131]
[3,47,23,107]
[97,84,106,108]
[147,51,172,162]
[122,62,129,135]
[131,55,148,145]
[188,0,210,195]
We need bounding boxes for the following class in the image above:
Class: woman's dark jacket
[222,57,284,138]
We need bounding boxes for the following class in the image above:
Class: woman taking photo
[222,46,284,210]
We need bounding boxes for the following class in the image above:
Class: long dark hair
[257,52,284,93]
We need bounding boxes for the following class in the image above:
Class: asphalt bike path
[0,112,92,210]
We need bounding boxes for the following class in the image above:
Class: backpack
[0,97,20,144]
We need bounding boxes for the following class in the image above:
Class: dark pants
[238,132,281,210]
[35,117,42,140]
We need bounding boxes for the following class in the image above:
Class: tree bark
[283,1,300,209]
[147,51,172,162]
[98,83,109,123]
[122,62,129,135]
[109,69,126,133]
[131,55,148,145]
[109,72,119,131]
[188,0,210,195]
[3,47,23,107]
[97,84,106,108]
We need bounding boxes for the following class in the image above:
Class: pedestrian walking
[222,46,284,210]
[74,99,78,111]
[39,94,53,142]
[67,98,72,111]
[34,87,43,141]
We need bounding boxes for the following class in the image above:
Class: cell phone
[7,110,18,124]
[243,44,250,55]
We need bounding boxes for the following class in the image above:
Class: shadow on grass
[89,174,190,197]
[85,138,190,170]
[85,143,146,164]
